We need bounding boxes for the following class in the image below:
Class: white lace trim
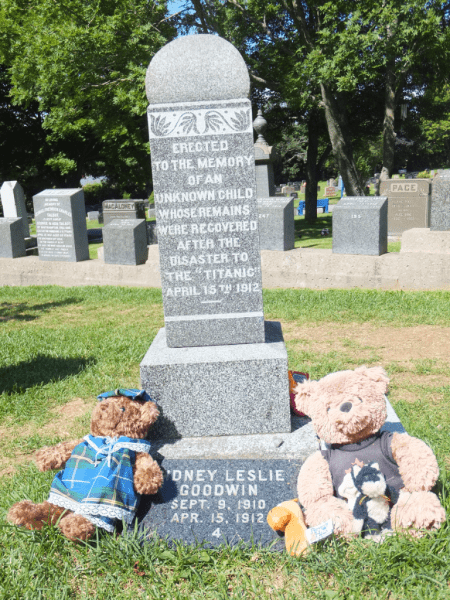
[48,493,135,524]
[85,515,114,532]
[83,436,151,455]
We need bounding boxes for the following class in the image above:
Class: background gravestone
[0,181,30,238]
[332,197,388,255]
[146,34,264,348]
[102,200,146,226]
[33,189,89,262]
[380,179,431,235]
[253,110,275,198]
[0,218,27,258]
[103,219,148,265]
[257,198,295,251]
[430,172,450,231]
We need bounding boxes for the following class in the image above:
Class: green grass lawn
[0,286,449,599]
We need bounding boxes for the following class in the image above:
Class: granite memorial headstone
[0,181,30,238]
[332,196,388,255]
[257,198,295,251]
[0,218,27,258]
[33,189,89,262]
[430,172,450,230]
[380,179,431,235]
[145,34,264,348]
[103,218,148,265]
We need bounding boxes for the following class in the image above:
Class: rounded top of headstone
[146,34,250,105]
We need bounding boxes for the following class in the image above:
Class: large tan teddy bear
[294,366,445,537]
[8,389,163,542]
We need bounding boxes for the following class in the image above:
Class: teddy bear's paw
[305,498,354,536]
[58,513,96,542]
[392,490,446,533]
[35,440,80,472]
[7,500,66,530]
[133,454,164,495]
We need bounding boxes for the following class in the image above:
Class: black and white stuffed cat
[338,462,392,540]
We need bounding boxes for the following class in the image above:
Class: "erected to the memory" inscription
[148,97,265,347]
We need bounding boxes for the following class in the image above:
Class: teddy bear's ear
[293,380,318,418]
[355,365,389,391]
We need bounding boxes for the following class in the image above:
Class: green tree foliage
[0,0,176,195]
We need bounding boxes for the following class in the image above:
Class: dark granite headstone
[332,196,388,255]
[430,173,450,230]
[103,219,148,265]
[33,189,89,262]
[380,179,431,235]
[0,217,26,258]
[257,198,295,251]
[0,181,30,238]
[102,200,146,226]
[146,34,264,348]
[146,221,158,245]
[137,458,302,548]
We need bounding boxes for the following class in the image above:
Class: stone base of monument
[0,218,26,258]
[135,399,404,547]
[401,228,450,254]
[140,321,291,439]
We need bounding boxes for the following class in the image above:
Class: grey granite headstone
[332,196,388,255]
[430,173,450,230]
[257,198,295,251]
[380,179,431,235]
[103,219,148,265]
[33,189,89,262]
[0,181,30,238]
[87,211,100,221]
[281,186,294,195]
[146,221,158,245]
[102,200,146,227]
[0,218,26,258]
[146,34,264,348]
[141,321,290,438]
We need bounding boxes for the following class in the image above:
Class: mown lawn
[0,286,449,600]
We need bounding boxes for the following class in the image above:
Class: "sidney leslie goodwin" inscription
[137,459,301,547]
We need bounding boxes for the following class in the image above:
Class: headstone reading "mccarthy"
[33,189,89,262]
[146,34,264,348]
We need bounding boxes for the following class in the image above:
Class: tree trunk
[305,110,319,223]
[320,83,365,196]
[382,57,396,180]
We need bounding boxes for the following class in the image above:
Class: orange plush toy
[267,499,309,556]
[8,389,163,542]
[294,366,445,537]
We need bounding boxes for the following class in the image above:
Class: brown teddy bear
[294,366,446,537]
[7,389,163,542]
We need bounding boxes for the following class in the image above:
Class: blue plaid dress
[48,435,152,532]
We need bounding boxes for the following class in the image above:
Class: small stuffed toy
[8,388,163,541]
[294,366,446,537]
[339,462,392,539]
[267,499,309,556]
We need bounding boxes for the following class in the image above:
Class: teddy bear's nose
[340,402,352,413]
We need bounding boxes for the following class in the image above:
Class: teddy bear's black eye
[326,406,331,413]
[120,407,125,412]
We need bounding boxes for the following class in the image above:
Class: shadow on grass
[0,298,80,322]
[0,354,96,394]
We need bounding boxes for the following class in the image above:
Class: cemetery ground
[0,286,449,599]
